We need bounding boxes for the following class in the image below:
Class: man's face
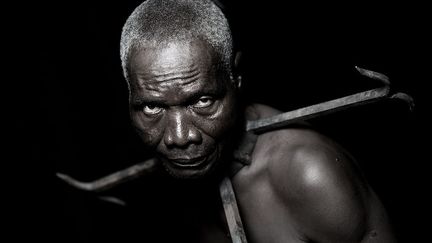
[128,41,238,178]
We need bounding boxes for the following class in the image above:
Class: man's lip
[163,148,218,168]
[168,156,208,167]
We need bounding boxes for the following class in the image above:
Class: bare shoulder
[240,103,396,242]
[245,103,365,203]
[253,117,366,210]
[246,103,369,203]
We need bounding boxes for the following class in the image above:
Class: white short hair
[120,0,233,83]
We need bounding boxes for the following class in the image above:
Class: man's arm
[268,130,396,243]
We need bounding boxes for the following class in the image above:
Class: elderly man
[64,0,397,242]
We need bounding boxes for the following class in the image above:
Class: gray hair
[120,0,233,84]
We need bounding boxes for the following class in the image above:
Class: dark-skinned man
[114,0,397,242]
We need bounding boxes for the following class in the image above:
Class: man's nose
[164,111,202,148]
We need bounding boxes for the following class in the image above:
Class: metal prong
[98,196,127,206]
[391,92,415,111]
[355,66,390,85]
[56,158,158,192]
[56,173,96,191]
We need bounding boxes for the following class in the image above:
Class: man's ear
[233,51,242,89]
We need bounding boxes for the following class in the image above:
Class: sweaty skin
[129,40,239,179]
[128,40,396,242]
[232,104,396,243]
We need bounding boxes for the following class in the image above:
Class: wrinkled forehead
[129,40,217,84]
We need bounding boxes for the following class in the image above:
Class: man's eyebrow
[182,87,226,105]
[130,97,162,106]
[130,87,223,107]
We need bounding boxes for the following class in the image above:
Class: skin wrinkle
[117,1,397,241]
[131,78,224,107]
[135,66,200,85]
[129,40,238,178]
[142,78,203,98]
[129,42,227,105]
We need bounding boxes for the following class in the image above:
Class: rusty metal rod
[55,67,413,192]
[246,86,391,133]
[220,177,248,243]
[56,158,158,192]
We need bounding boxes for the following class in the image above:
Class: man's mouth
[163,149,217,168]
[169,156,207,167]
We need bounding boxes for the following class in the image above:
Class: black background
[9,0,430,242]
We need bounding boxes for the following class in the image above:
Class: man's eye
[192,96,214,108]
[143,105,163,115]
